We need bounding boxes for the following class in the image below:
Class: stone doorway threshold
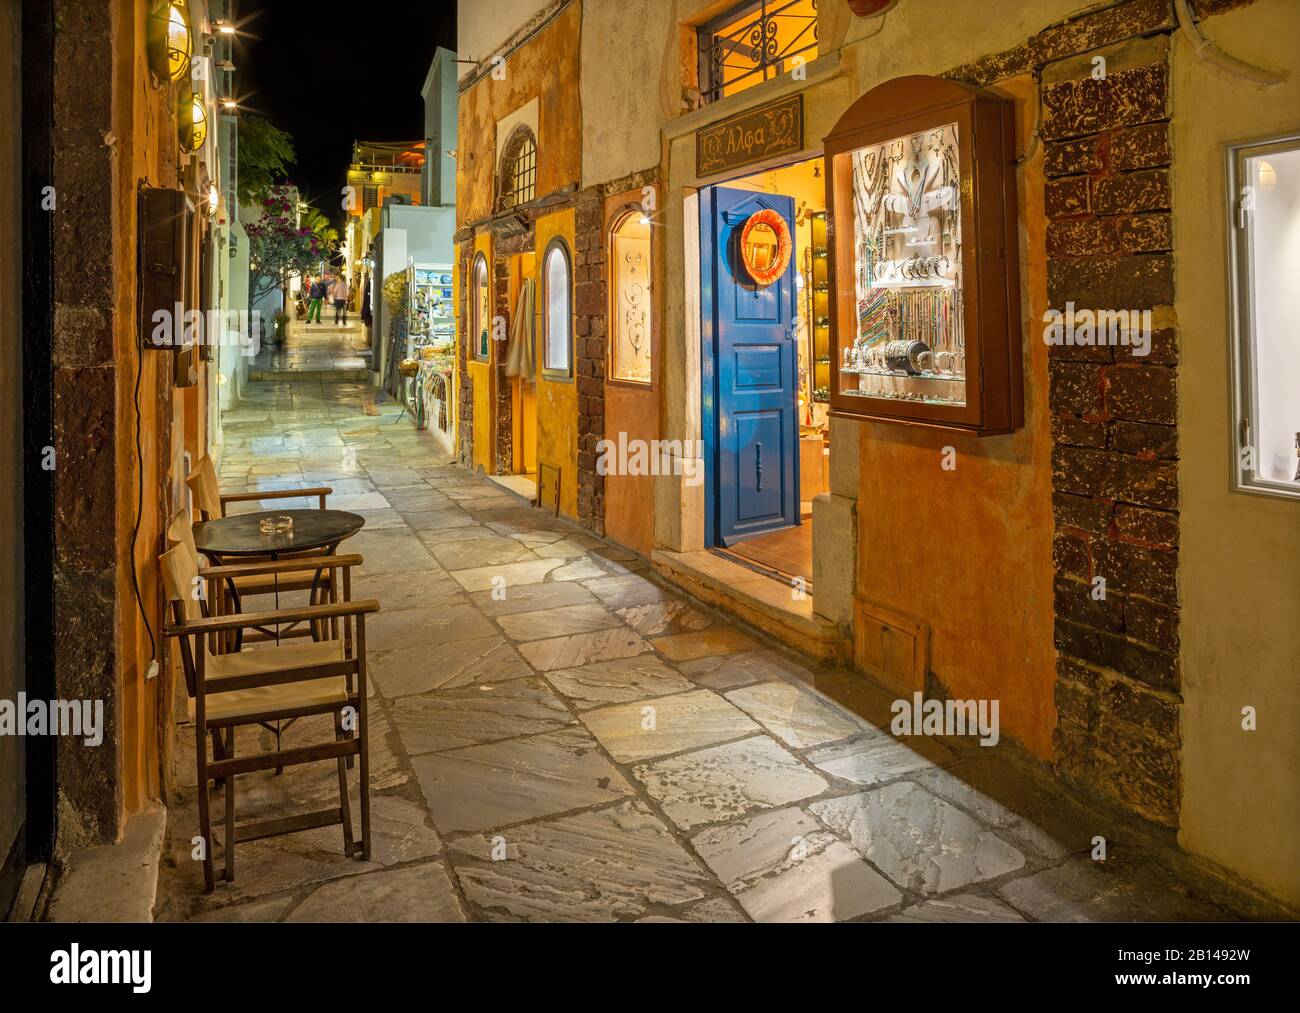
[652,547,841,663]
[487,473,538,503]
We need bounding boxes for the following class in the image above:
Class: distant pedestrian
[331,272,351,325]
[307,275,326,324]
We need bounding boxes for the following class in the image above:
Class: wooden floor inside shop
[717,518,813,585]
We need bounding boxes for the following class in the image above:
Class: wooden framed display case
[823,75,1022,435]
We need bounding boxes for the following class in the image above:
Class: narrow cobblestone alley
[151,369,1284,923]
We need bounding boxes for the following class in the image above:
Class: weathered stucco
[456,1,582,227]
[1171,0,1300,907]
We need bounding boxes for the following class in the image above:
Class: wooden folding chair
[187,453,333,521]
[182,457,341,646]
[161,545,379,893]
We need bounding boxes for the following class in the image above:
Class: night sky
[232,0,457,225]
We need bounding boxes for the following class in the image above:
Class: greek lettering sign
[696,94,804,177]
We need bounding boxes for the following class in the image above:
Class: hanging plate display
[738,209,792,286]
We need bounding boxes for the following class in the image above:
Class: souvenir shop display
[402,265,456,440]
[824,75,1023,435]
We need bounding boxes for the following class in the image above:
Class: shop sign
[696,94,804,177]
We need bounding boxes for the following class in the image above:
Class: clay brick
[1111,123,1171,170]
[1111,420,1178,458]
[1053,491,1113,534]
[1092,537,1178,603]
[1052,413,1108,449]
[1103,364,1176,424]
[1114,503,1178,546]
[1035,0,1175,66]
[1053,445,1178,509]
[1055,678,1099,730]
[1052,530,1092,578]
[1045,137,1103,177]
[1055,618,1179,691]
[1117,326,1178,365]
[1047,254,1173,308]
[1124,594,1180,651]
[1041,63,1169,141]
[1115,213,1172,252]
[1055,574,1125,633]
[1049,360,1104,415]
[1047,219,1117,258]
[1093,169,1171,215]
[1046,176,1090,217]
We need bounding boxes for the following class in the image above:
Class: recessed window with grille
[499,126,537,211]
[362,185,379,212]
[1229,133,1300,500]
[698,0,819,105]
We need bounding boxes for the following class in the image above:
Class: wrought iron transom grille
[499,127,538,210]
[698,0,819,105]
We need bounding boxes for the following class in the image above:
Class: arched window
[471,253,490,360]
[542,239,572,378]
[498,126,537,210]
[609,210,652,384]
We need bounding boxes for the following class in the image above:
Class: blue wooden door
[702,186,799,547]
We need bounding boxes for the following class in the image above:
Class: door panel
[705,187,799,546]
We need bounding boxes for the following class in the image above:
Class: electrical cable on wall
[128,316,157,667]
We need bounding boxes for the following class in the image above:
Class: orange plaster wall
[854,73,1057,759]
[455,1,583,226]
[113,0,185,817]
[603,191,662,557]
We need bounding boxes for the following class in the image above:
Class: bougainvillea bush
[246,189,325,309]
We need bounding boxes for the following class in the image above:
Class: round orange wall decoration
[738,209,792,286]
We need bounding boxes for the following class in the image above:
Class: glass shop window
[1231,136,1300,499]
[610,211,652,384]
[841,122,966,408]
[697,0,819,105]
[543,240,573,377]
[472,253,490,361]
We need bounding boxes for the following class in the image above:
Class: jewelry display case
[824,75,1022,435]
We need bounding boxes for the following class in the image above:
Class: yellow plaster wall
[535,208,579,518]
[470,233,494,474]
[1171,0,1300,908]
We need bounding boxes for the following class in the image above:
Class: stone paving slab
[546,655,694,709]
[634,735,830,830]
[810,782,1026,895]
[391,677,574,753]
[447,800,713,922]
[692,806,902,922]
[410,726,635,834]
[147,380,1291,924]
[580,689,760,763]
[725,680,860,749]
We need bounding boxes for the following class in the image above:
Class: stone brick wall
[454,236,474,467]
[1041,36,1181,826]
[573,186,606,536]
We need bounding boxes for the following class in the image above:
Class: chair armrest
[220,486,333,504]
[166,598,380,636]
[200,553,363,580]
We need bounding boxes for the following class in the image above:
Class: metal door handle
[755,442,763,492]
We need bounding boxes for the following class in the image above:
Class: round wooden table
[194,509,366,645]
[194,508,366,558]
